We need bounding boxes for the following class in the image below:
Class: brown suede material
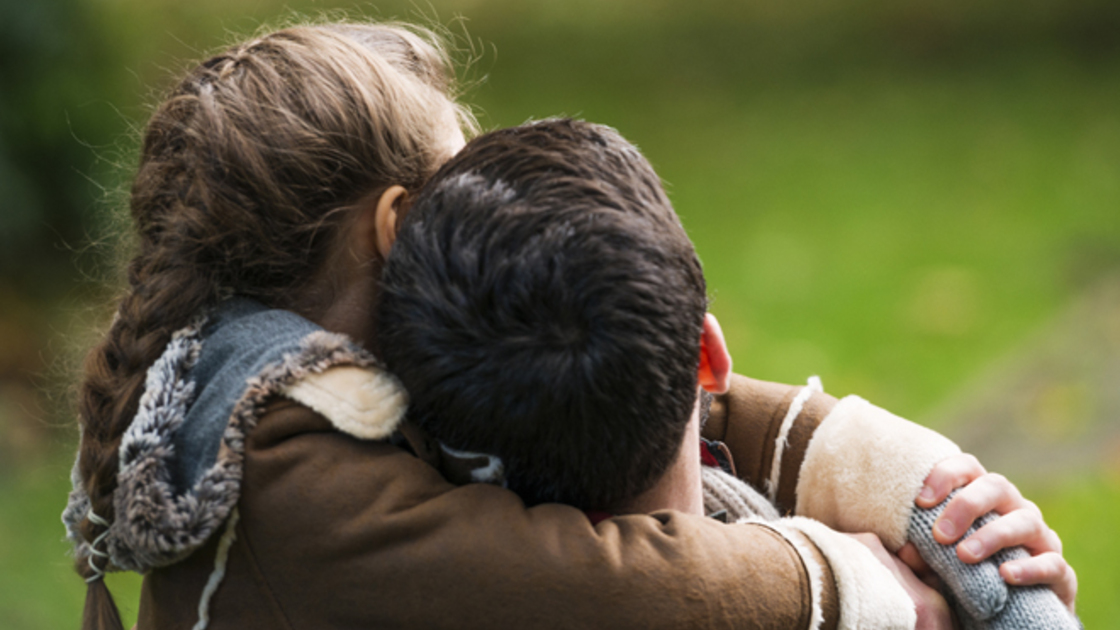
[703,375,799,492]
[137,535,215,630]
[788,529,841,630]
[774,392,838,515]
[138,397,842,629]
[703,375,839,515]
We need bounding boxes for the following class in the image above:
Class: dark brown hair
[75,22,473,629]
[379,119,707,511]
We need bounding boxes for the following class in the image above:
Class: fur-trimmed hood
[63,298,408,574]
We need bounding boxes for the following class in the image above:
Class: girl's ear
[698,313,732,394]
[374,185,409,259]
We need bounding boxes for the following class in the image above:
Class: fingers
[932,472,1028,545]
[883,552,955,630]
[918,453,986,508]
[898,542,946,591]
[847,532,888,557]
[955,506,1057,563]
[847,534,957,629]
[916,455,1077,614]
[846,533,904,585]
[1000,551,1078,613]
[897,542,931,574]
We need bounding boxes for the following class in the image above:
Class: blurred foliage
[1,0,1119,627]
[0,0,120,290]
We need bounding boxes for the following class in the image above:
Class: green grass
[0,451,142,630]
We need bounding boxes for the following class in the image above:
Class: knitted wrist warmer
[908,492,1080,629]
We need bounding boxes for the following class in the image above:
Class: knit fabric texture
[909,491,1080,629]
[701,466,780,522]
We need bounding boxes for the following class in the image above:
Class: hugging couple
[65,21,1077,630]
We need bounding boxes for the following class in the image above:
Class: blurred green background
[2,0,1118,627]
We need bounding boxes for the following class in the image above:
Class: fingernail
[962,539,983,558]
[919,486,936,503]
[936,519,956,539]
[1006,565,1022,583]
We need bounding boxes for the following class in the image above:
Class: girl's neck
[297,242,384,355]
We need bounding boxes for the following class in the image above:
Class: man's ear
[698,313,732,394]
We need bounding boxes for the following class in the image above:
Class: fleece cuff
[781,517,917,630]
[282,365,408,440]
[794,396,961,550]
[736,518,829,630]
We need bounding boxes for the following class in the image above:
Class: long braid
[75,99,223,625]
[70,23,475,630]
[76,258,214,628]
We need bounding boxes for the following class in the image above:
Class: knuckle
[1032,517,1050,540]
[1024,499,1043,518]
[984,517,1014,543]
[986,472,1015,496]
[937,453,976,486]
[1030,551,1068,579]
[954,491,983,515]
[986,471,1008,486]
[981,472,1017,500]
[1015,510,1045,538]
[1048,529,1063,555]
[1045,552,1066,577]
[962,453,985,474]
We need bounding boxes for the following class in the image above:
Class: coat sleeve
[233,402,846,630]
[704,374,961,551]
[702,374,839,514]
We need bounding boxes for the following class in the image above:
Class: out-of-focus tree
[0,0,127,291]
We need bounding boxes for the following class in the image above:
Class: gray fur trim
[62,454,91,550]
[62,318,206,573]
[63,322,376,574]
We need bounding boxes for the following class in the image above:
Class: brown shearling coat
[137,374,845,629]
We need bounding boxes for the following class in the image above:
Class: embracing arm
[705,373,1077,611]
[139,390,930,630]
[221,401,845,630]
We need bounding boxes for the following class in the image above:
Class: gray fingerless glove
[908,491,1080,629]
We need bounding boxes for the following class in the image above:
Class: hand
[908,453,1077,612]
[849,533,957,630]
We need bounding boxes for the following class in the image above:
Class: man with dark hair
[378,118,929,628]
[377,119,1076,629]
[379,118,721,514]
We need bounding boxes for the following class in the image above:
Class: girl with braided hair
[63,20,1075,630]
[66,22,473,629]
